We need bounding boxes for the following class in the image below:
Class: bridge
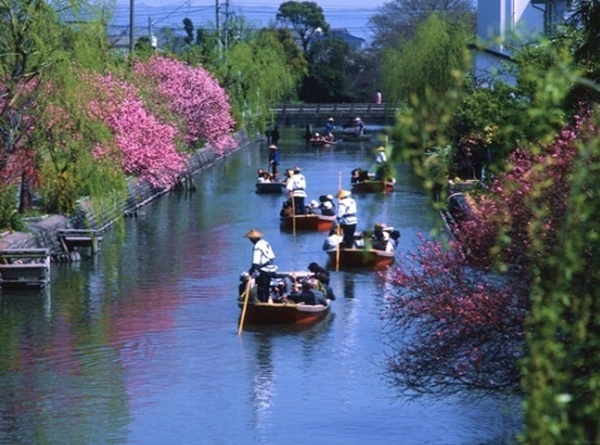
[271,103,398,126]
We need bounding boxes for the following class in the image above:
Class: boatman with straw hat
[286,166,307,214]
[244,229,278,302]
[336,190,358,248]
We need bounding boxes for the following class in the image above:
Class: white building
[474,0,572,84]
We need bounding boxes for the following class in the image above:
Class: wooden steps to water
[0,248,51,287]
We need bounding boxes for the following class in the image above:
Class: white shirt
[375,151,387,165]
[336,197,357,225]
[286,173,307,197]
[252,239,277,272]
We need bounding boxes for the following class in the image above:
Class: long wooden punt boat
[280,214,335,232]
[325,247,395,269]
[237,300,330,325]
[351,179,394,194]
[238,271,331,325]
[255,181,286,194]
[341,132,373,142]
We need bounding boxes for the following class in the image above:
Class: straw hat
[269,145,278,150]
[376,146,385,152]
[293,166,302,172]
[244,229,264,239]
[354,117,360,121]
[336,189,351,199]
[328,117,334,122]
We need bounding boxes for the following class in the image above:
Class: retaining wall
[0,131,254,255]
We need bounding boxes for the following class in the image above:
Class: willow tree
[382,13,474,104]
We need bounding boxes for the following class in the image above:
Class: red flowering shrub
[132,56,235,153]
[87,73,184,188]
[382,109,596,398]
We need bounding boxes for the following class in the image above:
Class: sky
[113,0,388,41]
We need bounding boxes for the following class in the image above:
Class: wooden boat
[255,181,286,194]
[351,179,394,193]
[238,271,331,325]
[341,132,373,142]
[325,247,395,269]
[309,138,337,147]
[280,214,335,232]
[237,300,330,325]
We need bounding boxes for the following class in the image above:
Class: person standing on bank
[244,229,278,303]
[336,189,358,248]
[268,145,280,179]
[286,166,307,214]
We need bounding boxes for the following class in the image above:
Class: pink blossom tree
[132,56,235,153]
[382,110,595,398]
[86,73,184,188]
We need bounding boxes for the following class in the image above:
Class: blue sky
[114,0,387,41]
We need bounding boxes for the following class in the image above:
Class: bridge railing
[271,103,395,115]
[271,103,397,121]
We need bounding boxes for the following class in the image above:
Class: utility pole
[129,0,135,55]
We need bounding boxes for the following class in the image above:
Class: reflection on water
[0,125,521,445]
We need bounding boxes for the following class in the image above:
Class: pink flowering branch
[132,56,235,153]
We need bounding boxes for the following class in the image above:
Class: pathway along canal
[0,125,521,444]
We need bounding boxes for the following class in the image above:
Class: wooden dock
[57,229,103,254]
[0,248,51,287]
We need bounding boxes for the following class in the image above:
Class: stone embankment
[0,132,254,260]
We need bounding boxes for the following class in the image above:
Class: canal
[0,125,521,444]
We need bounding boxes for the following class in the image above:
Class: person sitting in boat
[257,168,272,183]
[287,279,328,305]
[286,166,307,215]
[323,226,343,251]
[280,198,294,217]
[372,223,395,253]
[308,262,335,300]
[325,117,336,140]
[351,168,370,184]
[353,117,366,136]
[238,271,258,302]
[318,194,336,216]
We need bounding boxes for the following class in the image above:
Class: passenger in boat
[372,223,395,252]
[308,262,335,300]
[286,166,307,215]
[351,168,369,183]
[244,229,278,303]
[318,194,336,216]
[280,198,294,217]
[325,117,336,140]
[353,117,365,136]
[323,226,343,251]
[268,145,280,179]
[336,190,358,248]
[257,169,272,183]
[288,279,327,305]
[238,271,258,302]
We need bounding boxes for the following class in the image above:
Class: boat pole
[336,171,342,271]
[291,194,296,235]
[237,278,253,336]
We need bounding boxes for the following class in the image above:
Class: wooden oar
[336,171,342,271]
[291,195,296,235]
[237,277,253,336]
